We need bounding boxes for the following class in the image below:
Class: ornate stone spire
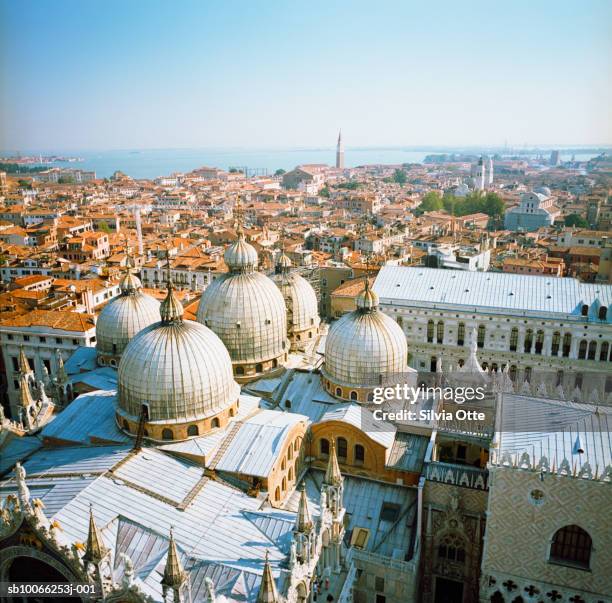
[18,372,36,409]
[55,349,68,384]
[83,504,108,564]
[160,250,184,324]
[324,438,343,487]
[295,481,313,533]
[18,346,31,375]
[256,550,279,603]
[162,528,187,593]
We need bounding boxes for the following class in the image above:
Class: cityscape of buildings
[0,134,610,603]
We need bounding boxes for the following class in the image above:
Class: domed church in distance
[196,219,289,382]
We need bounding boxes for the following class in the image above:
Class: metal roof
[215,410,308,477]
[41,390,129,445]
[374,266,612,319]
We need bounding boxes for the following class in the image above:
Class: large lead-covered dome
[116,266,240,441]
[96,268,160,366]
[196,229,288,381]
[322,280,410,403]
[272,252,320,351]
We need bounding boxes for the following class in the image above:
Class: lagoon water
[4,147,603,180]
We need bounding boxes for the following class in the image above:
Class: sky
[0,0,611,151]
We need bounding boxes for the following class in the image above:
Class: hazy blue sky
[1,0,610,151]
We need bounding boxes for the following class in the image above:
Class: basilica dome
[96,268,160,366]
[196,228,288,381]
[272,253,320,351]
[321,280,410,403]
[117,268,240,441]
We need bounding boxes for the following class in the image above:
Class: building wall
[0,326,96,417]
[481,467,612,600]
[378,303,611,377]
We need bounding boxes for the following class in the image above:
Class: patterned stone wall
[482,466,612,598]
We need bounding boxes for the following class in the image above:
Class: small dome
[96,276,159,363]
[323,286,407,390]
[273,270,320,345]
[534,186,551,197]
[224,233,258,272]
[277,253,292,270]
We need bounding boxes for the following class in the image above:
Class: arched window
[275,487,280,501]
[563,333,572,357]
[211,417,220,429]
[550,525,592,569]
[477,325,485,348]
[281,477,287,491]
[437,534,466,564]
[354,444,365,464]
[287,446,293,460]
[588,341,597,360]
[436,321,444,344]
[524,329,533,353]
[294,439,300,451]
[187,424,199,437]
[236,365,245,375]
[578,340,587,359]
[162,428,174,440]
[535,330,544,355]
[285,399,291,408]
[281,458,286,471]
[457,322,465,347]
[350,390,358,401]
[320,438,330,456]
[551,331,560,356]
[509,365,517,381]
[272,358,278,368]
[255,363,263,373]
[581,304,589,316]
[600,341,610,362]
[427,320,434,343]
[598,306,608,320]
[288,466,294,481]
[509,327,518,352]
[337,437,348,460]
[229,407,235,417]
[122,419,130,432]
[335,387,342,397]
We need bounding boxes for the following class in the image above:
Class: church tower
[335,129,344,169]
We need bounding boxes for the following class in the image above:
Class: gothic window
[600,341,610,362]
[524,329,533,353]
[562,333,571,357]
[509,327,518,352]
[355,444,365,464]
[437,321,444,344]
[549,525,592,569]
[477,324,486,348]
[587,341,597,360]
[551,331,560,356]
[427,320,434,343]
[337,437,348,460]
[437,534,466,564]
[457,322,465,346]
[578,340,587,359]
[320,438,330,456]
